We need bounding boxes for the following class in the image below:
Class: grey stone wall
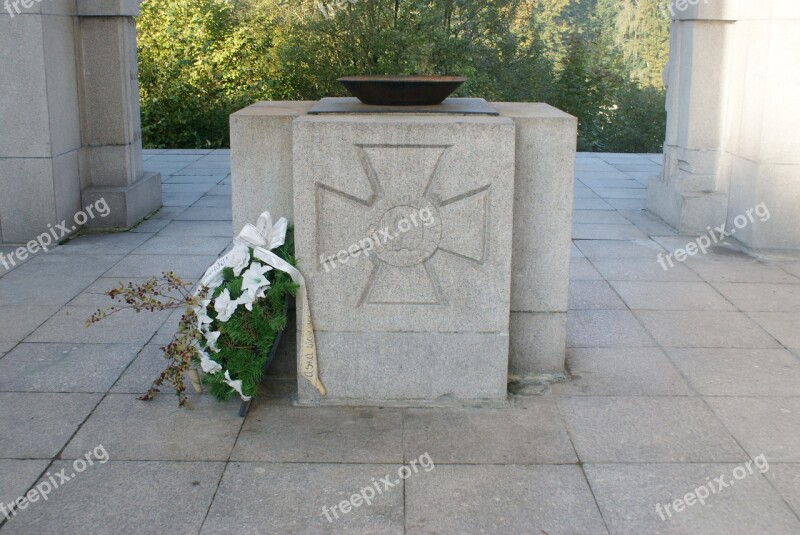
[0,0,160,245]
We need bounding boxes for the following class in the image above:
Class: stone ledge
[77,0,138,17]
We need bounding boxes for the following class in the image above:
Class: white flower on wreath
[196,299,213,329]
[238,262,272,310]
[226,244,251,276]
[204,330,221,353]
[224,370,250,401]
[214,288,238,322]
[198,350,222,374]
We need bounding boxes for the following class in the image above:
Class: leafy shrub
[136,0,668,152]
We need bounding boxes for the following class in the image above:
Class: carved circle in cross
[365,197,442,268]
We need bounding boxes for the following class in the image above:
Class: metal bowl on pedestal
[337,75,466,106]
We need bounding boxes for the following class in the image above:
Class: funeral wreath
[87,213,301,406]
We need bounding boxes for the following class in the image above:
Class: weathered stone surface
[82,171,163,230]
[1,461,224,535]
[231,405,403,463]
[586,463,800,535]
[552,348,692,396]
[230,101,313,233]
[558,396,747,463]
[309,331,509,403]
[0,459,50,512]
[0,6,160,244]
[509,311,567,375]
[706,397,800,462]
[494,103,576,316]
[63,394,243,461]
[0,343,140,393]
[293,114,514,333]
[202,462,404,535]
[402,400,577,464]
[293,113,515,403]
[0,392,101,458]
[406,465,607,534]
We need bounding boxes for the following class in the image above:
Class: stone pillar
[0,1,83,244]
[648,0,800,250]
[494,104,577,379]
[78,0,161,229]
[0,0,159,245]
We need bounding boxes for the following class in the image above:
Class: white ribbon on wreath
[195,211,326,400]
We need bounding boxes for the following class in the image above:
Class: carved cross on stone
[318,144,491,306]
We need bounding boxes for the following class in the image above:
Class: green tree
[138,0,276,147]
[136,0,669,152]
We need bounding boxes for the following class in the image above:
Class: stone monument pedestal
[231,99,576,406]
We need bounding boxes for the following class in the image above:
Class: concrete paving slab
[1,461,224,535]
[0,343,140,393]
[591,257,701,282]
[231,405,403,463]
[0,306,60,344]
[553,348,693,396]
[574,239,667,259]
[157,221,233,238]
[748,312,800,349]
[712,283,800,312]
[572,210,632,224]
[635,311,780,348]
[133,236,230,256]
[568,280,627,310]
[567,310,656,348]
[0,459,49,511]
[109,345,176,394]
[667,348,800,396]
[26,306,170,345]
[686,256,799,283]
[51,233,153,256]
[585,463,800,534]
[569,258,604,280]
[406,464,608,534]
[573,223,648,240]
[202,462,404,535]
[558,396,747,463]
[706,397,800,462]
[765,463,800,518]
[403,401,577,464]
[610,281,736,311]
[103,253,218,279]
[63,394,242,461]
[0,392,101,458]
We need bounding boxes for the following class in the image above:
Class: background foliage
[137,0,669,152]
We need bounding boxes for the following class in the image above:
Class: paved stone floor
[1,150,799,534]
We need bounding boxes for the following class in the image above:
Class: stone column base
[646,176,728,234]
[509,311,568,377]
[82,171,162,229]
